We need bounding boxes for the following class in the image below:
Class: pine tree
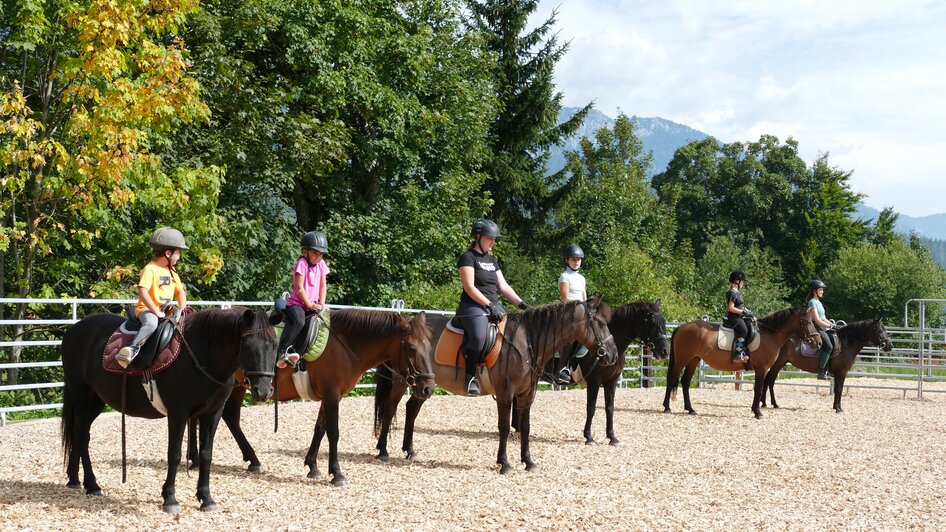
[467,0,591,241]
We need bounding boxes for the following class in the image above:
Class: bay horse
[191,309,434,487]
[60,307,280,514]
[762,318,893,413]
[662,307,820,419]
[374,297,618,474]
[515,301,670,446]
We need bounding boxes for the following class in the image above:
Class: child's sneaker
[277,348,299,369]
[116,344,140,368]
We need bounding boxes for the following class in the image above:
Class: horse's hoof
[405,451,418,461]
[609,439,621,447]
[686,409,697,415]
[525,464,539,473]
[835,409,844,414]
[772,404,780,409]
[663,407,671,413]
[188,462,199,471]
[754,412,764,419]
[375,454,390,463]
[200,501,218,512]
[585,439,597,446]
[66,482,81,490]
[247,465,263,474]
[499,464,513,475]
[306,469,321,480]
[331,476,348,488]
[87,489,103,497]
[163,503,180,515]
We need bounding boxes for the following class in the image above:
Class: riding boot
[817,350,830,380]
[731,338,747,363]
[464,353,480,396]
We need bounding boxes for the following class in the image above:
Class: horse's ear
[655,299,662,309]
[242,309,256,327]
[269,309,284,326]
[412,311,427,328]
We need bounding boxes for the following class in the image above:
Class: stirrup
[116,344,140,368]
[556,367,573,385]
[465,376,480,397]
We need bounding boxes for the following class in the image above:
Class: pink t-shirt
[286,256,329,308]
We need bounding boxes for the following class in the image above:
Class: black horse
[516,301,670,445]
[762,318,893,413]
[60,307,279,514]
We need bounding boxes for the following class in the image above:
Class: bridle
[382,328,434,387]
[240,327,276,388]
[583,300,615,365]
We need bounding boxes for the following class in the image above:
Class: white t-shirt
[558,268,586,301]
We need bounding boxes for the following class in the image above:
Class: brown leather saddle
[101,306,191,376]
[434,315,507,369]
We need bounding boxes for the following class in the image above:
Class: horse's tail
[61,385,74,467]
[668,327,680,396]
[373,363,394,437]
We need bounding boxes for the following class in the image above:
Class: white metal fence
[2,298,944,426]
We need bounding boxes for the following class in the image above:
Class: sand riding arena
[1,380,945,529]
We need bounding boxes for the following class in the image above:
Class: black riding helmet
[301,231,328,253]
[729,270,746,283]
[809,279,827,290]
[563,244,585,259]
[471,219,501,238]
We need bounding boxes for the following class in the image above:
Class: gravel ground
[1,378,945,530]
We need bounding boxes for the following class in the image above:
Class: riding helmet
[809,279,827,290]
[563,244,585,260]
[301,231,328,253]
[149,227,189,252]
[729,270,746,283]
[471,219,501,238]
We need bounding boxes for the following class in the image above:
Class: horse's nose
[421,383,434,400]
[251,384,271,402]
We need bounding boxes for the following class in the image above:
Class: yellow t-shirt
[135,262,183,317]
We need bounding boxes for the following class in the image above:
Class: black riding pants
[816,327,834,355]
[726,314,749,343]
[278,305,306,353]
[456,302,490,376]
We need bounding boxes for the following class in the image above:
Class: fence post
[641,347,652,388]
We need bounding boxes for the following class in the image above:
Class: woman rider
[807,280,836,380]
[725,270,754,363]
[456,219,530,396]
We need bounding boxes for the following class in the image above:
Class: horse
[373,297,618,474]
[60,307,279,514]
[190,309,434,487]
[662,307,820,419]
[515,300,670,446]
[762,318,893,413]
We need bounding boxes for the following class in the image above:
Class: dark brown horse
[60,308,279,514]
[663,307,820,419]
[193,309,434,487]
[374,297,618,474]
[762,318,893,413]
[515,300,670,446]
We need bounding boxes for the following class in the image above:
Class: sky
[534,0,946,217]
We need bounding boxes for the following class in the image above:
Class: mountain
[547,107,709,177]
[854,204,946,241]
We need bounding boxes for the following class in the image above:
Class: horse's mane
[611,301,658,326]
[837,319,878,341]
[331,308,404,339]
[185,307,276,349]
[506,297,611,361]
[757,307,803,330]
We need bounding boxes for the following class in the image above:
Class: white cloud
[536,0,946,216]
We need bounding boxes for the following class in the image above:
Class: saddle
[716,322,760,352]
[800,329,840,358]
[101,306,191,376]
[434,315,507,369]
[289,309,331,362]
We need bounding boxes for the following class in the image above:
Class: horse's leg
[764,367,780,409]
[323,397,347,487]
[194,408,224,512]
[66,389,105,495]
[583,381,601,445]
[186,418,198,470]
[496,399,513,474]
[375,380,407,462]
[751,366,767,419]
[305,405,327,480]
[220,389,262,472]
[681,359,700,415]
[603,378,620,446]
[663,355,684,413]
[833,371,846,413]
[161,414,188,514]
[401,395,427,460]
[518,400,537,473]
[511,397,520,432]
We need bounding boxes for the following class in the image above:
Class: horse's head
[578,297,620,366]
[870,318,894,352]
[643,300,670,359]
[239,309,280,402]
[394,312,435,400]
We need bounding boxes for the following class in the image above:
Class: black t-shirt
[457,248,501,306]
[726,288,745,319]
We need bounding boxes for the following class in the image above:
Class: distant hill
[855,204,946,241]
[547,107,708,177]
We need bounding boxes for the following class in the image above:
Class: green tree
[864,206,900,247]
[1,0,220,382]
[691,236,790,318]
[467,0,591,241]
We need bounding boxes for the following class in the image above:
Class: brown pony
[762,318,893,413]
[190,309,434,487]
[662,307,820,418]
[373,297,618,474]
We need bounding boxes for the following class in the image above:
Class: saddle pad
[800,331,840,358]
[716,327,761,352]
[102,309,190,376]
[304,309,330,362]
[434,316,507,369]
